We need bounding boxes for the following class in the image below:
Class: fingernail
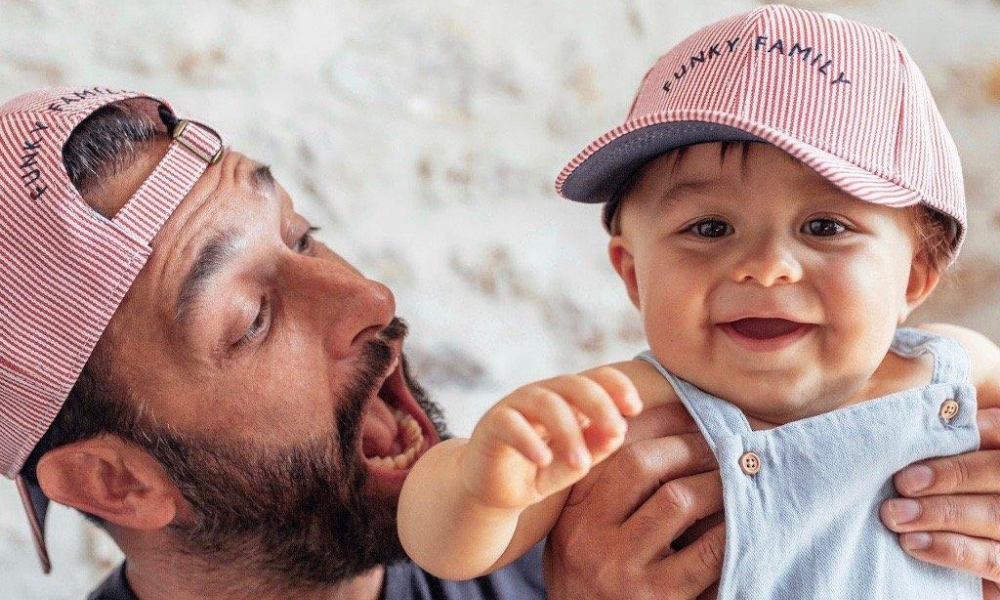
[978,411,996,431]
[901,532,932,551]
[570,448,591,468]
[885,499,921,525]
[897,465,934,493]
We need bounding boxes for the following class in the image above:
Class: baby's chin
[700,374,846,428]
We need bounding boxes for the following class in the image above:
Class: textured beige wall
[1,0,997,597]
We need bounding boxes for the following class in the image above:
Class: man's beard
[132,318,448,592]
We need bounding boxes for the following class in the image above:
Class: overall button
[739,451,761,475]
[939,399,959,421]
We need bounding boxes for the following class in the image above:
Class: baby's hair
[606,142,959,273]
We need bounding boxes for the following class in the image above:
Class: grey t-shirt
[87,544,545,600]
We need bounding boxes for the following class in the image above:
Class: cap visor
[556,112,923,210]
[16,474,51,574]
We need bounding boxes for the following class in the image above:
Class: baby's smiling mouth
[717,317,816,352]
[728,318,806,339]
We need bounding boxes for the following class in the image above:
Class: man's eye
[803,218,847,237]
[236,295,270,347]
[295,226,320,253]
[685,219,730,238]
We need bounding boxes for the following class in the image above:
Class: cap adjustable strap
[113,119,225,246]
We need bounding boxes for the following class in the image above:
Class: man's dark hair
[18,100,168,527]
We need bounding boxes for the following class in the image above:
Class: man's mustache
[335,317,409,459]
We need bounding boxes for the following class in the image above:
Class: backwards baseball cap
[555,4,966,262]
[0,86,224,573]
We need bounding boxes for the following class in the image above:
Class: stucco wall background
[1,0,998,597]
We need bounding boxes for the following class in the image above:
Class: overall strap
[636,351,752,454]
[890,327,972,385]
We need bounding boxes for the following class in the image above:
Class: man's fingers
[626,403,700,443]
[895,450,1000,497]
[881,494,1000,541]
[979,409,1000,450]
[569,433,717,523]
[627,470,724,562]
[897,530,1000,583]
[656,523,725,598]
[985,580,1000,600]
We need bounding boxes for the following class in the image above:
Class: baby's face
[610,142,938,424]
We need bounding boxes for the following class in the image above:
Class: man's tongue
[730,318,803,339]
[361,396,401,458]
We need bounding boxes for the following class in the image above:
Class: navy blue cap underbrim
[558,121,765,229]
[16,473,51,574]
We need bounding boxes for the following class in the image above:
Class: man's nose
[284,259,396,359]
[729,233,804,287]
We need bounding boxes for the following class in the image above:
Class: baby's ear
[608,236,641,310]
[900,253,941,323]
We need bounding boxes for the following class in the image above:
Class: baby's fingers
[543,374,628,458]
[485,406,553,466]
[582,366,643,417]
[510,387,592,469]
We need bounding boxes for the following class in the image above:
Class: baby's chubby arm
[397,367,642,581]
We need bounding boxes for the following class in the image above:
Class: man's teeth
[367,409,427,470]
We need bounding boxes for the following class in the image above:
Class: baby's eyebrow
[655,178,719,209]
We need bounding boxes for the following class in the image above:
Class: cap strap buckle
[173,119,223,165]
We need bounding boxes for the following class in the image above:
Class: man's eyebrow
[174,230,240,329]
[249,164,276,194]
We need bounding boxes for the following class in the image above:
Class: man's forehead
[149,150,275,248]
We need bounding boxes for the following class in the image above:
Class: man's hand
[461,367,642,510]
[881,408,1000,599]
[544,402,724,600]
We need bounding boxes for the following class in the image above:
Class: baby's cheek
[816,256,901,367]
[818,255,890,320]
[642,287,698,346]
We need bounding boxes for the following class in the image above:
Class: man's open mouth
[360,354,439,477]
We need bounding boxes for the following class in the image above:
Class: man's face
[96,142,445,584]
[613,142,924,424]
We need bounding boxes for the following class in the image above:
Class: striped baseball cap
[0,87,224,573]
[555,4,966,261]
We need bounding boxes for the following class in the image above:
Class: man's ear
[608,235,641,310]
[35,435,182,530]
[899,253,941,323]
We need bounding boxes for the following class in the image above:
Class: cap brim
[556,113,924,211]
[16,474,51,574]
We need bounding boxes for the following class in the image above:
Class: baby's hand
[461,366,642,510]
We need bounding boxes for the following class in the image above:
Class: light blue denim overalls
[637,327,981,599]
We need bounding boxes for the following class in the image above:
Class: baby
[399,6,1000,599]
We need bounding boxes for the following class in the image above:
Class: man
[0,87,729,600]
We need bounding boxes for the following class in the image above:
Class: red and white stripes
[556,4,966,256]
[0,88,224,480]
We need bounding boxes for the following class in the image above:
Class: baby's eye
[803,218,847,237]
[686,219,731,238]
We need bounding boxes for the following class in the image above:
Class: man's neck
[116,531,386,600]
